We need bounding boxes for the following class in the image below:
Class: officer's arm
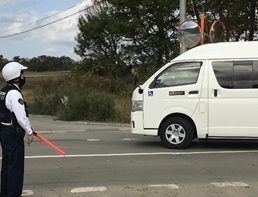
[6,90,33,135]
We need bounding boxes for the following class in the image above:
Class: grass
[29,71,132,123]
[0,71,133,123]
[114,97,132,123]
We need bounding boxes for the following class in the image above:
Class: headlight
[132,100,143,112]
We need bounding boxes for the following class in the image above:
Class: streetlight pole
[179,0,186,54]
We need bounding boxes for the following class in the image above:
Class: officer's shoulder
[7,89,22,97]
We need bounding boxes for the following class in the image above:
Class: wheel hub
[165,124,186,145]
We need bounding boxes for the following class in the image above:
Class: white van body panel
[142,61,205,132]
[208,59,258,137]
[190,60,209,138]
[131,88,144,134]
[173,41,258,61]
[131,41,258,142]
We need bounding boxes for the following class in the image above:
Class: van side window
[151,62,201,88]
[212,61,258,89]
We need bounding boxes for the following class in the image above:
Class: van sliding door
[208,60,258,137]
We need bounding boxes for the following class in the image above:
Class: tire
[159,117,194,149]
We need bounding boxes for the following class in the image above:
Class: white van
[130,41,258,148]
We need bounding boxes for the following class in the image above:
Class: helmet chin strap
[7,78,19,84]
[7,75,25,89]
[18,76,26,89]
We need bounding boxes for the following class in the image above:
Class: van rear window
[212,60,258,89]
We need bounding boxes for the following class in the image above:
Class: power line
[0,5,93,39]
[0,0,44,14]
[0,2,84,34]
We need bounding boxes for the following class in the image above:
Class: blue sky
[0,0,92,61]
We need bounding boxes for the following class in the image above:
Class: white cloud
[39,2,86,43]
[0,0,93,60]
[0,0,22,5]
[44,48,56,53]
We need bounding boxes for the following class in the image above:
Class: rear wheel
[159,117,194,149]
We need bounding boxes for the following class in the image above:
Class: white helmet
[2,62,28,82]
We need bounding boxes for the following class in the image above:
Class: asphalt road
[2,115,258,197]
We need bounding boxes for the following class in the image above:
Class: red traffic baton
[33,131,66,156]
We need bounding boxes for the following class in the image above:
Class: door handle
[214,89,218,97]
[188,90,199,94]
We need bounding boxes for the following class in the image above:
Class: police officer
[0,62,34,197]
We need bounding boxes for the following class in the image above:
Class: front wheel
[159,117,194,149]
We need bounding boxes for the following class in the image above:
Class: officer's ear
[7,78,19,84]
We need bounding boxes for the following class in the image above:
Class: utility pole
[179,0,186,54]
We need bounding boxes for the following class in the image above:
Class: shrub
[58,91,115,121]
[86,91,115,121]
[29,94,61,115]
[27,73,129,122]
[59,93,89,120]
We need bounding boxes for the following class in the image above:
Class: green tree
[26,55,75,71]
[75,0,180,77]
[188,0,258,41]
[108,0,179,68]
[75,2,127,77]
[0,55,8,70]
[75,0,257,77]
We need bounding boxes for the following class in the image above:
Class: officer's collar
[8,83,20,90]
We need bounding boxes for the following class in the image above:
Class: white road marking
[36,130,86,134]
[121,138,137,141]
[87,139,100,141]
[149,184,180,189]
[14,182,252,196]
[211,182,249,187]
[76,121,129,127]
[22,190,34,196]
[71,186,107,193]
[1,150,258,159]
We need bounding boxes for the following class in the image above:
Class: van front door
[143,61,205,134]
[208,60,258,137]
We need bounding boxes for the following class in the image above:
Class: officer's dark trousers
[0,125,24,197]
